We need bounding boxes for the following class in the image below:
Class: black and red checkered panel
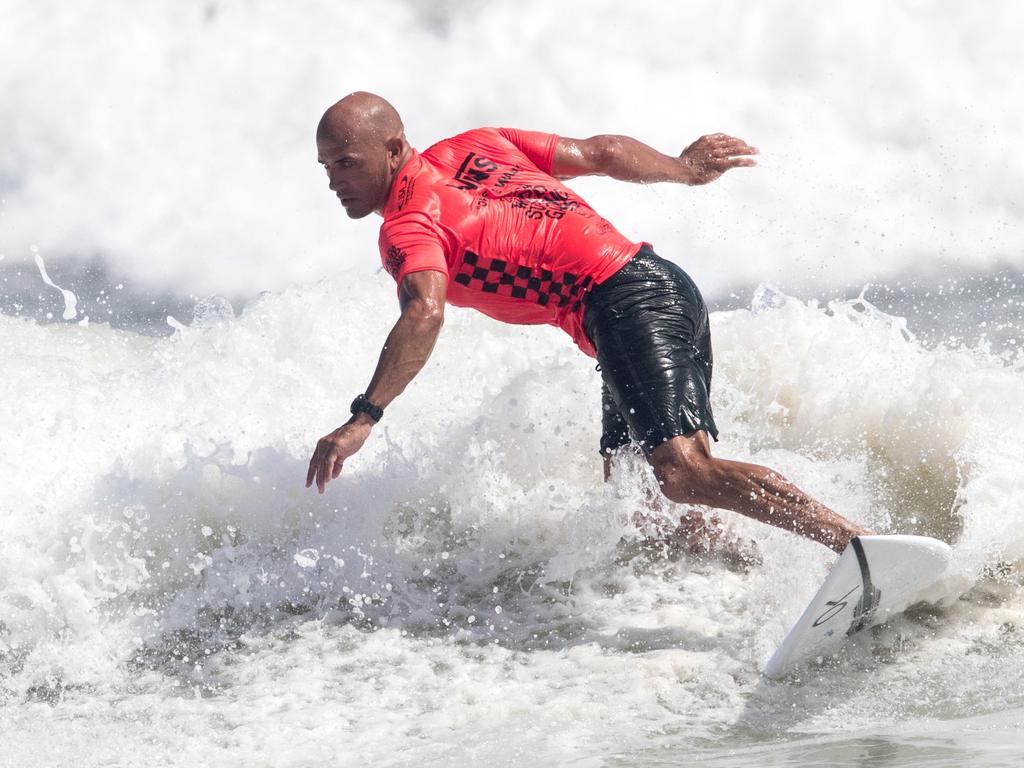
[453,251,594,311]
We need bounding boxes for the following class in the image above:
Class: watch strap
[350,393,384,422]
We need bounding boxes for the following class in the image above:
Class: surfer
[306,91,872,553]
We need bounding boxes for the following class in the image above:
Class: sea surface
[3,2,1024,766]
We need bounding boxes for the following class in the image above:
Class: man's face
[316,133,391,219]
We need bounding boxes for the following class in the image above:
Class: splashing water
[2,274,1023,765]
[32,249,79,321]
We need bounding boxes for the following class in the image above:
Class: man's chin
[343,204,372,219]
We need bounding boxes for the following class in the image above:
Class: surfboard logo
[812,585,859,627]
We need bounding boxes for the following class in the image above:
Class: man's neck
[375,146,415,216]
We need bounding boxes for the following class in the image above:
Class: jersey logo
[384,245,407,278]
[510,184,583,220]
[448,152,499,191]
[395,174,416,211]
[453,251,594,311]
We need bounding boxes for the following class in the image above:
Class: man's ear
[386,136,406,168]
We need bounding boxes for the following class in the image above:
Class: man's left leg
[600,383,743,555]
[647,430,872,553]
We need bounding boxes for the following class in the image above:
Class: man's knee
[648,435,721,505]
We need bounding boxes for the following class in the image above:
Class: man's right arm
[551,133,758,186]
[305,269,446,493]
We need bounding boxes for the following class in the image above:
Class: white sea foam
[2,275,1022,764]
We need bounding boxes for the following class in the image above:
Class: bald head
[317,91,405,146]
[316,92,412,219]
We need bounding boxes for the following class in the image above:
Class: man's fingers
[306,452,317,488]
[711,143,758,157]
[319,451,337,494]
[307,440,327,488]
[715,152,758,163]
[714,156,758,170]
[713,148,758,158]
[703,135,758,152]
[332,461,343,479]
[702,133,741,144]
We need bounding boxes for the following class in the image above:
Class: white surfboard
[764,535,955,679]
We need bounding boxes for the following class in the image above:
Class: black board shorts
[583,245,719,456]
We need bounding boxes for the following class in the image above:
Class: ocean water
[3,2,1024,767]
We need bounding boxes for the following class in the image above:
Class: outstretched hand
[680,134,758,185]
[305,419,373,493]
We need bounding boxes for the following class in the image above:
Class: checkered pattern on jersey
[453,251,594,310]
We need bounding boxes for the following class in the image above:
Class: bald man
[306,92,871,553]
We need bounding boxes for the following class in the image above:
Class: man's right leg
[647,430,872,553]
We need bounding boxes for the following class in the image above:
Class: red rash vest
[377,127,642,357]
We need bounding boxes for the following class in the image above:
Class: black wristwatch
[350,393,384,423]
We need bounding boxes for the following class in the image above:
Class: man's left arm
[552,133,758,186]
[305,269,447,493]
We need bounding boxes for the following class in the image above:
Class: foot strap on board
[846,536,882,636]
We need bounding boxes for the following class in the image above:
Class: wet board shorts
[583,245,719,456]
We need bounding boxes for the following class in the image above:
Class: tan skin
[307,92,872,553]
